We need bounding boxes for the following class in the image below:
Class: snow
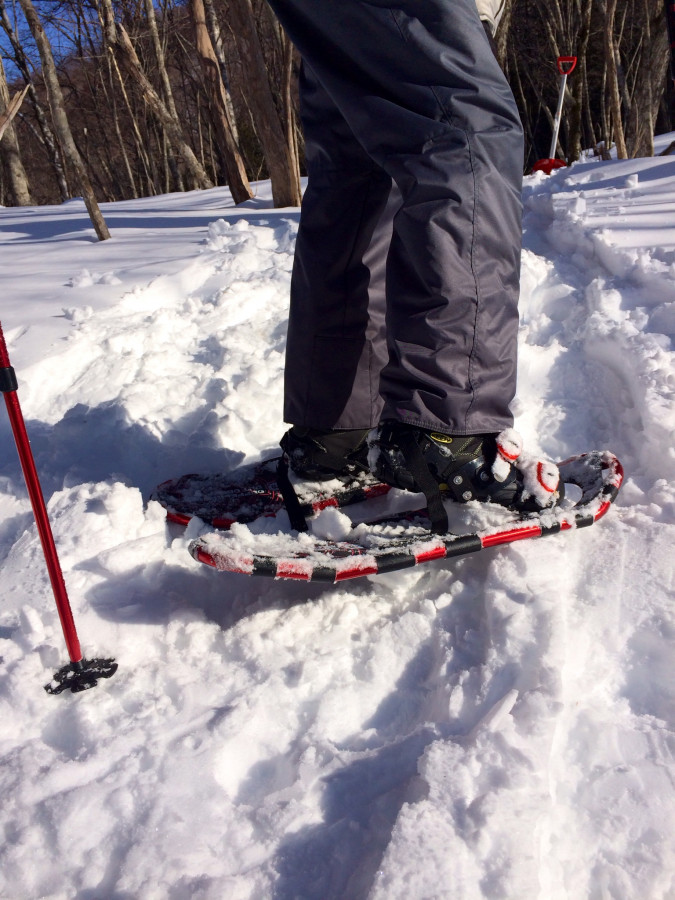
[1,136,674,898]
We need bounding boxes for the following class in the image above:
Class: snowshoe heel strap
[397,432,449,534]
[276,457,309,532]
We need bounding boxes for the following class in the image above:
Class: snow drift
[0,139,674,899]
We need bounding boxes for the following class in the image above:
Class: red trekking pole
[0,321,117,694]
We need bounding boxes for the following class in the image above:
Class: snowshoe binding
[369,423,564,534]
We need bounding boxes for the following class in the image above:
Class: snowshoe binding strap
[276,456,310,532]
[392,430,449,534]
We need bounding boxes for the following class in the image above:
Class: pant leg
[269,0,524,434]
[284,63,395,430]
[373,2,524,433]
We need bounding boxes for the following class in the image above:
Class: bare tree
[228,0,301,207]
[621,0,670,156]
[98,0,213,191]
[0,61,32,203]
[505,0,672,166]
[17,0,110,238]
[0,74,26,140]
[190,0,252,201]
[4,0,671,205]
[143,0,179,118]
[203,0,240,140]
[0,0,70,200]
[495,0,515,67]
[599,0,628,157]
[533,0,592,161]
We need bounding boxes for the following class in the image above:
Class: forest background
[1,0,674,217]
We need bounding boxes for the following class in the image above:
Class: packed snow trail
[0,146,673,899]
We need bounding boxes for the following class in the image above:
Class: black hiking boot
[369,422,563,533]
[280,426,371,482]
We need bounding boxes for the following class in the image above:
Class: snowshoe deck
[188,451,623,582]
[152,457,390,528]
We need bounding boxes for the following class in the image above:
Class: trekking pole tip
[44,657,118,695]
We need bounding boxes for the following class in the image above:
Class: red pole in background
[0,321,117,693]
[532,56,578,175]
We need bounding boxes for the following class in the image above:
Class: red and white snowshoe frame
[189,451,623,583]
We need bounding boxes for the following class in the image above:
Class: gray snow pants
[267,0,524,435]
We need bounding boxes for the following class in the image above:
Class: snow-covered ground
[0,136,674,899]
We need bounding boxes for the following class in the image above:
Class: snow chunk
[67,268,121,287]
[309,507,353,541]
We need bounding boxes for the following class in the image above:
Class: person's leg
[284,63,394,431]
[268,0,523,435]
[268,1,561,522]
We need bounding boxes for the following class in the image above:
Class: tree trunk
[109,51,156,195]
[666,0,675,110]
[495,0,515,69]
[0,61,32,205]
[0,81,27,141]
[18,0,110,238]
[280,27,300,183]
[624,0,670,156]
[190,0,252,202]
[567,0,592,162]
[602,0,628,158]
[103,60,137,196]
[99,0,213,191]
[203,0,240,142]
[143,0,179,119]
[0,0,69,200]
[228,0,301,207]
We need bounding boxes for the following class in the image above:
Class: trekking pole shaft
[0,324,82,664]
[548,72,568,159]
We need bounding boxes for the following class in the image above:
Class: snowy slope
[0,140,674,899]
